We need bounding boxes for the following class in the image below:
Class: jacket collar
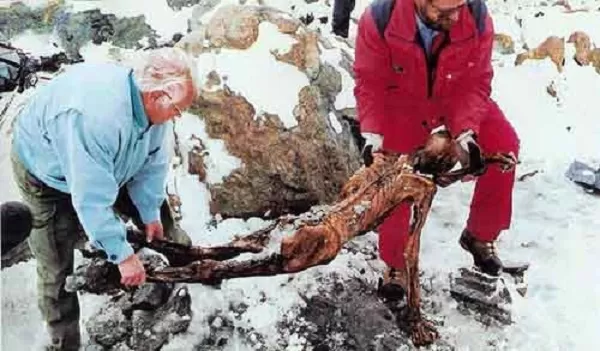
[387,0,477,43]
[129,71,151,130]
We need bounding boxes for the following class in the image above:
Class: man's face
[146,78,196,124]
[415,0,466,31]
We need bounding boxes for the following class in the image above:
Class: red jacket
[354,0,494,150]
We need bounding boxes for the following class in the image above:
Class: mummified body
[112,147,512,347]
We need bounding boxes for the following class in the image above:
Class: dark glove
[361,133,383,167]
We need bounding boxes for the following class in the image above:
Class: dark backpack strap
[370,0,488,39]
[467,0,488,35]
[370,0,397,38]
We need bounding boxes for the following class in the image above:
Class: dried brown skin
[119,131,516,347]
[126,223,275,267]
[515,36,565,72]
[142,152,515,346]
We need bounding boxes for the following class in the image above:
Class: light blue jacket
[13,63,170,264]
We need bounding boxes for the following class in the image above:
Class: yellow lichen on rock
[515,36,565,72]
[493,34,515,55]
[207,5,261,50]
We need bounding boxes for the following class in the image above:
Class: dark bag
[0,42,38,93]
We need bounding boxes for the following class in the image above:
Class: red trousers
[379,102,520,269]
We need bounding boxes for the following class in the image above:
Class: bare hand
[118,254,146,286]
[145,221,164,242]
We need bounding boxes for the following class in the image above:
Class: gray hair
[131,47,199,97]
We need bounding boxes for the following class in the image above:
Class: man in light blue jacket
[11,48,198,350]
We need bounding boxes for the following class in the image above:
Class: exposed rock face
[567,31,600,74]
[515,36,565,72]
[1,2,158,59]
[86,285,192,351]
[206,5,261,50]
[178,5,361,219]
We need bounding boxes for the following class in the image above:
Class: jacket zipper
[416,33,450,98]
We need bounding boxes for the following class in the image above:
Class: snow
[7,32,64,57]
[320,44,357,110]
[195,21,309,129]
[3,0,600,350]
[64,0,196,39]
[329,111,343,133]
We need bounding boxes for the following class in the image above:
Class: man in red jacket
[354,0,519,296]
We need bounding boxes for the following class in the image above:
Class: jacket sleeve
[444,14,494,137]
[47,110,133,264]
[125,123,170,224]
[353,8,392,135]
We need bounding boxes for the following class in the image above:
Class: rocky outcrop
[568,31,600,74]
[66,252,192,351]
[515,36,565,72]
[494,33,515,55]
[177,4,361,219]
[188,85,359,219]
[1,2,158,60]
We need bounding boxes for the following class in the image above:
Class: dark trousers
[332,0,356,38]
[11,149,189,350]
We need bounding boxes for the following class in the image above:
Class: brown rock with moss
[206,5,261,49]
[188,85,360,219]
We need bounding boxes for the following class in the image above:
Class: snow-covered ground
[2,0,600,350]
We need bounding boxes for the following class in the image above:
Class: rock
[0,2,54,40]
[86,302,131,347]
[206,5,261,49]
[85,282,192,350]
[129,286,193,351]
[273,30,321,77]
[312,62,342,103]
[179,4,361,219]
[65,249,168,294]
[339,49,355,79]
[196,313,236,349]
[283,277,453,350]
[166,0,203,11]
[2,2,158,60]
[261,11,302,34]
[188,0,227,32]
[129,282,174,311]
[55,9,158,57]
[567,31,600,74]
[65,257,122,294]
[175,28,210,56]
[494,33,515,55]
[515,36,565,72]
[189,83,360,219]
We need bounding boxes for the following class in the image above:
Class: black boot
[332,0,356,38]
[459,230,503,276]
[1,201,33,256]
